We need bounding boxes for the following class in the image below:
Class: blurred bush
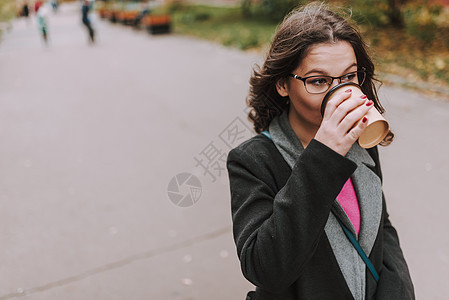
[0,0,15,22]
[349,0,391,27]
[403,3,445,44]
[242,0,304,21]
[350,0,448,46]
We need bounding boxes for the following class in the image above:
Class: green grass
[159,5,278,50]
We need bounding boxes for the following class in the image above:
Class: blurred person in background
[37,2,50,44]
[51,0,58,13]
[133,1,150,28]
[34,0,43,13]
[20,2,30,26]
[227,2,414,300]
[21,2,29,18]
[81,0,95,43]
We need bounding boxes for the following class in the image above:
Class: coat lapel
[345,142,383,256]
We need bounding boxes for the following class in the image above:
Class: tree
[387,0,408,27]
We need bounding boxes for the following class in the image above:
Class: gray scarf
[268,111,383,300]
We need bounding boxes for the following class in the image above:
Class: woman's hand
[314,89,373,156]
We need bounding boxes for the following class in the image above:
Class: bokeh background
[1,0,449,299]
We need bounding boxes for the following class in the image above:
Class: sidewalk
[0,4,254,299]
[1,3,449,299]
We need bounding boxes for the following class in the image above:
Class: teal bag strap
[336,218,380,282]
[261,131,272,140]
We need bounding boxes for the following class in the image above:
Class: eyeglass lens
[305,71,365,94]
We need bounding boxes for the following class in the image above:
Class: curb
[379,72,449,101]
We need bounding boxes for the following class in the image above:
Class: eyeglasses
[289,67,367,94]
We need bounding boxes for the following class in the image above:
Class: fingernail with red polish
[360,95,367,99]
[345,89,352,93]
[362,117,368,123]
[366,100,373,106]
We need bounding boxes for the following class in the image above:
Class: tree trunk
[388,0,407,28]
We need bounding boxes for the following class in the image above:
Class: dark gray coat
[227,133,415,300]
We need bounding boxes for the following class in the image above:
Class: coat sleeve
[227,138,357,292]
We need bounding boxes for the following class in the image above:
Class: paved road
[1,3,448,299]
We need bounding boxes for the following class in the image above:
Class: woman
[226,2,414,299]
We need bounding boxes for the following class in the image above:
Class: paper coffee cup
[321,82,389,149]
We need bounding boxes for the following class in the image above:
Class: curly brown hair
[247,2,393,146]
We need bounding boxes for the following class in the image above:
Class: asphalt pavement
[1,3,448,299]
